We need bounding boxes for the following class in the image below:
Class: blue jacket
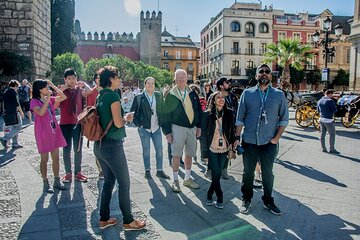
[317,96,337,119]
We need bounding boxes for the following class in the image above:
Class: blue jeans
[241,141,277,204]
[94,139,134,224]
[320,122,336,151]
[60,124,83,174]
[207,151,227,203]
[137,127,163,171]
[1,114,22,145]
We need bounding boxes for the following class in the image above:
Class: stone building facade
[0,0,51,81]
[348,0,360,92]
[161,28,200,81]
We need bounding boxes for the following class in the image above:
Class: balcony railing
[305,65,317,71]
[259,49,266,55]
[231,48,241,54]
[245,48,255,55]
[231,68,241,76]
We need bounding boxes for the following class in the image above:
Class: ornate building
[161,28,200,81]
[0,0,51,81]
[348,0,360,92]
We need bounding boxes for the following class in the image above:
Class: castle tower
[139,10,162,68]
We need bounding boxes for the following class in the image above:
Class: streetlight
[312,16,343,89]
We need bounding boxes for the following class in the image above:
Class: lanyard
[258,87,269,108]
[215,109,224,137]
[177,87,187,102]
[144,92,154,108]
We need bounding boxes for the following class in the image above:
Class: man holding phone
[234,64,289,215]
[59,68,92,183]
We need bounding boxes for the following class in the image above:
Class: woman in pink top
[30,79,68,193]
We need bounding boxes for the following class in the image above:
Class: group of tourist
[1,62,342,230]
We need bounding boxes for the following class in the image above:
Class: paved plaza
[0,110,359,240]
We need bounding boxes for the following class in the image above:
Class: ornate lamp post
[312,16,343,89]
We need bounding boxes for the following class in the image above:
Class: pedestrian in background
[86,73,104,179]
[202,91,235,209]
[234,64,289,215]
[131,77,169,180]
[94,66,146,230]
[30,79,67,193]
[59,68,92,183]
[0,80,24,149]
[18,79,33,123]
[317,89,340,154]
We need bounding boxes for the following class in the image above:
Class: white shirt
[144,93,159,133]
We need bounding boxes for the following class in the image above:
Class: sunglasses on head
[258,69,271,74]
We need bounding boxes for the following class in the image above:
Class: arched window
[203,37,206,48]
[206,34,209,43]
[230,21,240,32]
[210,30,213,41]
[259,23,269,33]
[245,22,255,37]
[214,27,217,38]
[219,23,222,35]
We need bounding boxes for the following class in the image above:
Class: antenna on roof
[157,0,160,12]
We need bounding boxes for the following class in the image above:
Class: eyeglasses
[258,69,271,74]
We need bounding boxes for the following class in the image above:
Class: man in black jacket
[162,69,202,192]
[131,77,170,180]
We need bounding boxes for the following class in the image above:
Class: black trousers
[207,151,227,203]
[241,141,277,204]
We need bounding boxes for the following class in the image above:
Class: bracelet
[235,136,241,141]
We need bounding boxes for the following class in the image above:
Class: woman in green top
[94,66,146,231]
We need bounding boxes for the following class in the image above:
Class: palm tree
[263,38,314,89]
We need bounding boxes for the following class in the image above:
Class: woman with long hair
[201,91,235,209]
[30,79,67,193]
[94,66,146,231]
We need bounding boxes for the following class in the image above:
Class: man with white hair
[162,69,202,192]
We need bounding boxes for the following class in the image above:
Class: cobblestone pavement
[0,111,360,239]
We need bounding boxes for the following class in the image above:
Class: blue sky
[75,0,354,42]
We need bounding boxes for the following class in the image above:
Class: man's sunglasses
[258,69,271,74]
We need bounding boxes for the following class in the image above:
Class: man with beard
[215,77,238,179]
[234,64,289,215]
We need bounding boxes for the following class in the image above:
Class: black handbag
[3,113,19,126]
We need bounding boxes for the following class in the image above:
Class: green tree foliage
[0,50,31,77]
[52,53,84,85]
[333,69,349,86]
[289,66,305,89]
[51,0,76,60]
[84,55,172,87]
[263,38,314,89]
[306,69,322,86]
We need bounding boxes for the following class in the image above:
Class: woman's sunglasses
[258,69,271,74]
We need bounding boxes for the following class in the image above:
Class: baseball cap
[216,77,232,89]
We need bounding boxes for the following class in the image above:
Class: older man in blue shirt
[234,64,289,215]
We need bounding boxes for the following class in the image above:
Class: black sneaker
[263,202,282,215]
[156,170,170,179]
[322,148,328,153]
[144,170,152,180]
[205,199,214,206]
[0,139,7,148]
[240,200,251,214]
[329,149,340,154]
[215,202,224,209]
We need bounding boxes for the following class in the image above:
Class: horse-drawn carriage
[284,90,359,130]
[313,94,360,130]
